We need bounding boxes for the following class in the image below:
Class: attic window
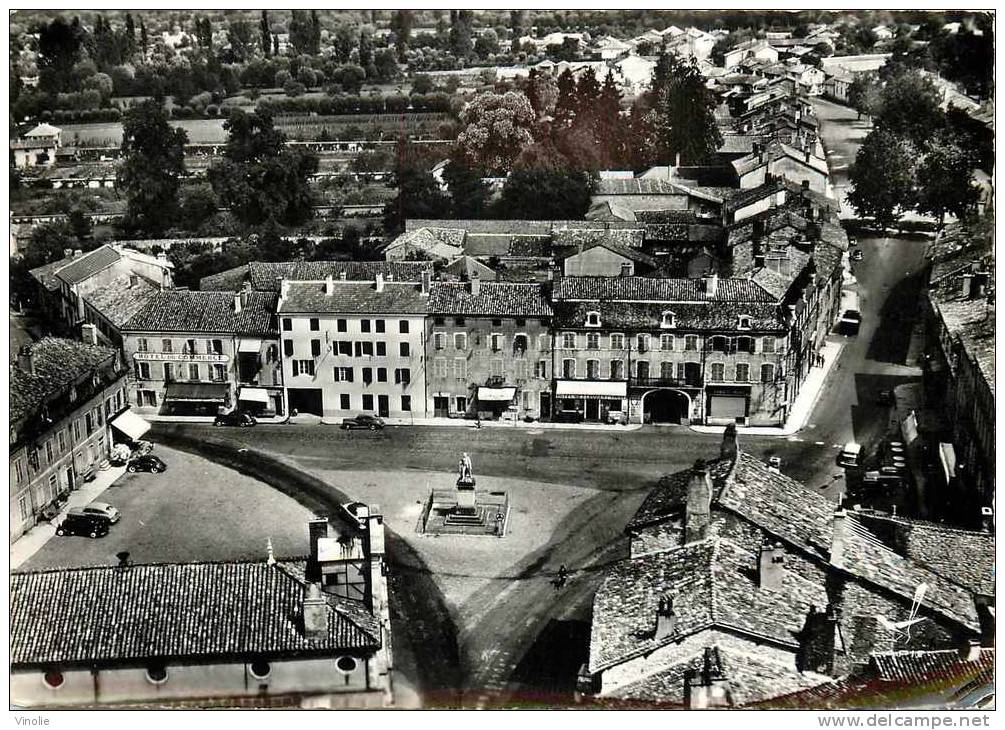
[738,315,752,331]
[336,656,358,674]
[42,670,64,689]
[250,659,272,680]
[585,311,601,328]
[660,311,676,329]
[145,665,168,685]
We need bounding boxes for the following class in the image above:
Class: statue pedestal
[455,477,477,514]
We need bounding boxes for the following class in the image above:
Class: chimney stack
[469,271,481,296]
[980,506,994,533]
[116,551,130,568]
[620,263,632,277]
[74,249,82,258]
[375,273,385,292]
[302,583,329,640]
[81,323,98,345]
[16,345,34,375]
[421,270,431,296]
[720,422,739,461]
[959,639,982,662]
[63,247,73,259]
[306,516,329,583]
[280,280,290,299]
[685,648,730,709]
[758,541,785,590]
[325,275,335,296]
[830,508,847,569]
[233,291,242,313]
[685,459,713,544]
[654,595,678,641]
[339,270,348,281]
[705,272,719,298]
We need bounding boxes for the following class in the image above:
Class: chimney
[421,270,431,296]
[116,551,130,568]
[74,249,82,257]
[16,345,34,375]
[375,273,385,292]
[970,270,989,299]
[654,595,677,641]
[720,422,739,461]
[233,292,242,313]
[830,508,847,569]
[804,148,811,163]
[960,273,974,298]
[752,142,761,156]
[156,252,168,262]
[685,459,713,544]
[705,272,719,298]
[620,262,632,277]
[801,179,810,191]
[128,273,139,288]
[325,275,335,296]
[685,648,730,709]
[758,541,785,591]
[959,639,982,662]
[469,271,481,296]
[306,516,329,582]
[63,247,73,258]
[81,323,98,345]
[339,270,348,281]
[980,506,994,533]
[302,583,329,640]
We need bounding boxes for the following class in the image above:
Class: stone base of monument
[420,485,509,536]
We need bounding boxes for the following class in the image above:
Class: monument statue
[458,452,473,482]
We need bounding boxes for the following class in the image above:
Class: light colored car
[72,503,120,524]
[606,410,627,425]
[838,442,862,468]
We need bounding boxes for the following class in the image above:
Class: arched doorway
[642,389,691,425]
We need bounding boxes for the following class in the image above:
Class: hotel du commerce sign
[133,352,230,363]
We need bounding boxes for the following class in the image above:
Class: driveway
[19,445,314,571]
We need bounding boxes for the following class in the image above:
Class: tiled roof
[246,261,432,291]
[553,300,784,332]
[29,256,73,291]
[585,200,637,222]
[552,227,645,250]
[851,513,995,598]
[83,276,160,328]
[10,337,119,424]
[553,276,778,303]
[931,297,995,396]
[871,648,995,685]
[386,227,466,258]
[277,281,428,315]
[723,180,785,213]
[594,179,687,196]
[427,281,552,316]
[10,560,379,667]
[589,538,828,673]
[442,256,497,281]
[53,245,122,285]
[406,219,552,235]
[751,266,797,300]
[199,264,252,291]
[717,134,763,155]
[123,291,278,335]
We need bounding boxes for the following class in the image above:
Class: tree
[208,109,319,227]
[524,69,558,118]
[68,209,93,241]
[336,64,366,94]
[83,71,113,97]
[411,73,434,95]
[260,10,271,56]
[646,54,721,165]
[442,157,491,219]
[874,69,945,148]
[139,18,148,56]
[390,10,414,63]
[553,68,578,128]
[372,48,399,82]
[331,24,356,63]
[916,133,979,226]
[847,129,917,230]
[384,159,450,236]
[289,10,316,55]
[449,10,474,59]
[38,17,83,92]
[227,20,254,62]
[456,91,536,174]
[847,71,882,119]
[496,166,593,220]
[474,28,499,59]
[117,98,188,234]
[125,13,136,55]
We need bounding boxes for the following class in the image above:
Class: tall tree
[390,10,413,63]
[646,53,721,165]
[124,13,136,55]
[384,159,450,236]
[553,68,578,129]
[139,17,148,56]
[228,20,254,62]
[916,132,979,226]
[496,166,593,220]
[449,10,474,59]
[847,71,883,119]
[260,10,271,56]
[289,10,313,55]
[117,98,188,234]
[847,129,917,230]
[208,109,319,227]
[874,69,945,148]
[38,17,83,92]
[442,156,490,219]
[455,91,536,174]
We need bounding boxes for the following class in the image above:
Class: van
[838,442,862,468]
[838,309,861,335]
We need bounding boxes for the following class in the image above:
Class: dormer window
[585,311,601,328]
[738,315,752,331]
[660,311,676,329]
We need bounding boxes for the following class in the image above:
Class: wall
[768,157,827,194]
[280,313,427,419]
[11,655,381,708]
[563,247,634,277]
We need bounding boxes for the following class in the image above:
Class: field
[60,119,229,147]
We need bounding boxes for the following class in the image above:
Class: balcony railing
[632,376,701,389]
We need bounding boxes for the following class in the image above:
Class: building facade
[277,275,428,419]
[10,338,128,542]
[121,290,283,418]
[426,278,553,420]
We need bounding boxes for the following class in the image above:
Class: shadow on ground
[866,271,925,365]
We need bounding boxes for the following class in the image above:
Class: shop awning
[555,380,627,398]
[238,338,263,353]
[238,387,271,405]
[109,410,151,441]
[939,442,957,483]
[477,386,517,402]
[164,382,229,403]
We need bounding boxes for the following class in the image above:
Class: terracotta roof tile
[53,245,122,285]
[278,281,428,315]
[553,276,778,303]
[427,281,552,316]
[124,291,278,335]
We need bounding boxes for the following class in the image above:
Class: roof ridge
[12,555,311,577]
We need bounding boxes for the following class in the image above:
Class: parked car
[127,454,167,473]
[768,456,783,469]
[341,414,385,431]
[74,503,120,524]
[55,513,109,539]
[863,471,905,487]
[606,409,627,425]
[851,249,864,261]
[837,442,862,468]
[214,410,257,427]
[554,409,584,424]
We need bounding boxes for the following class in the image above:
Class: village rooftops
[10,337,119,425]
[83,276,160,328]
[38,244,122,287]
[277,280,428,316]
[237,261,433,292]
[553,275,779,304]
[123,290,279,335]
[10,559,380,669]
[427,281,552,317]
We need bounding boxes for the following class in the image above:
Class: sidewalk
[11,464,127,569]
[690,337,846,438]
[313,415,644,432]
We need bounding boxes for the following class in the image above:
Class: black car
[127,454,167,473]
[55,513,109,539]
[553,409,584,424]
[214,410,257,427]
[341,414,385,430]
